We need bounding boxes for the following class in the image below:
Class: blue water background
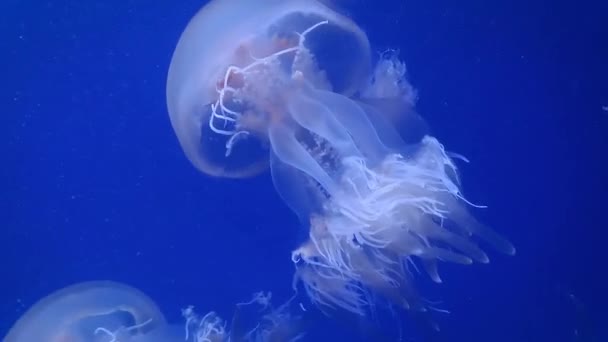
[2,0,607,341]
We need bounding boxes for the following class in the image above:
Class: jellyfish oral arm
[269,122,337,194]
[287,88,361,159]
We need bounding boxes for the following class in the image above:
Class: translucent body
[167,0,514,317]
[4,281,301,342]
[167,0,371,178]
[3,281,171,342]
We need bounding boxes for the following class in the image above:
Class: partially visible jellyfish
[2,280,178,342]
[166,0,514,319]
[3,281,303,342]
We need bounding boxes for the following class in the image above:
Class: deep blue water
[3,0,607,341]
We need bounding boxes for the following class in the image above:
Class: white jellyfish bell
[2,281,182,342]
[166,0,515,317]
[3,281,304,342]
[166,0,374,179]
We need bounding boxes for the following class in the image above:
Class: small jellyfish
[166,0,514,317]
[3,280,178,342]
[3,281,301,342]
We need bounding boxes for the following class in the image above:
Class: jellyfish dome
[167,0,514,317]
[3,281,175,342]
[166,0,373,178]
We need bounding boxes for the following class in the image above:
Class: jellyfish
[2,280,181,342]
[166,0,515,317]
[4,281,303,342]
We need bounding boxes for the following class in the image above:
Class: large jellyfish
[3,281,303,342]
[166,0,515,317]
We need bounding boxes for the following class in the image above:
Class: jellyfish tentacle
[268,122,338,195]
[94,327,117,342]
[313,89,390,163]
[207,20,331,150]
[209,65,244,136]
[287,92,362,159]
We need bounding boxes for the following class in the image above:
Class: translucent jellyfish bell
[166,0,372,179]
[3,281,170,342]
[4,280,304,342]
